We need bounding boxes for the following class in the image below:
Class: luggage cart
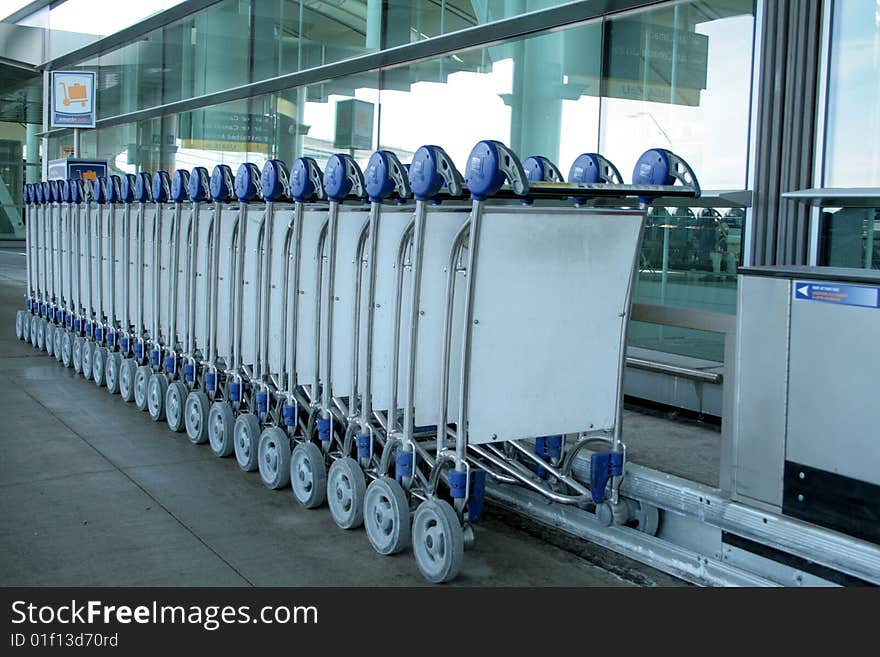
[15,184,30,342]
[181,166,214,444]
[145,170,180,422]
[204,164,242,458]
[225,162,267,471]
[105,174,137,393]
[56,179,77,366]
[387,140,700,582]
[44,180,62,358]
[91,176,122,387]
[129,172,157,410]
[324,150,413,531]
[288,154,367,507]
[160,169,196,433]
[72,180,95,376]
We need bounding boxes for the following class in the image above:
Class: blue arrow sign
[794,281,880,309]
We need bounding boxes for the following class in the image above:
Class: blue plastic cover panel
[466,140,507,200]
[189,167,210,202]
[409,146,446,201]
[323,154,355,202]
[91,178,106,204]
[120,174,136,203]
[365,151,395,202]
[105,175,121,203]
[289,157,321,201]
[632,149,674,186]
[261,159,289,201]
[234,163,262,202]
[171,169,190,203]
[210,164,235,202]
[134,172,153,203]
[152,170,171,203]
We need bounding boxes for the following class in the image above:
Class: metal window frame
[39,0,678,138]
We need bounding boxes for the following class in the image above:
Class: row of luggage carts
[15,140,699,582]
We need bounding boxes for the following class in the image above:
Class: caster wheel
[119,359,137,402]
[80,340,93,379]
[412,499,464,584]
[208,402,235,456]
[327,457,366,529]
[22,313,31,342]
[60,331,73,367]
[54,330,64,362]
[15,310,24,340]
[184,391,210,444]
[35,319,45,351]
[165,381,187,432]
[45,323,55,357]
[147,373,168,421]
[290,442,327,509]
[233,412,261,472]
[72,336,83,373]
[134,365,151,410]
[30,315,39,347]
[364,477,411,555]
[258,427,291,489]
[92,346,107,386]
[105,353,121,394]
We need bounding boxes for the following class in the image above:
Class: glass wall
[49,0,756,362]
[818,0,880,271]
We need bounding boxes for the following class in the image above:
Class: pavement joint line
[15,377,257,587]
[0,467,120,490]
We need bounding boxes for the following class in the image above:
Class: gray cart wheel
[134,365,152,410]
[208,401,235,457]
[15,310,24,340]
[54,330,64,362]
[30,315,38,347]
[364,477,411,555]
[165,381,187,432]
[327,457,366,529]
[45,324,54,356]
[35,318,45,350]
[233,412,261,472]
[147,373,168,421]
[105,353,121,394]
[61,330,73,367]
[290,442,327,509]
[258,427,291,489]
[80,340,93,379]
[92,346,106,386]
[119,359,137,402]
[22,313,31,342]
[72,336,83,373]
[412,498,464,584]
[185,391,210,444]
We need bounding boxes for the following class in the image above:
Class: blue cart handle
[523,155,564,183]
[409,145,463,201]
[364,150,411,202]
[466,140,528,201]
[290,157,325,202]
[632,148,701,203]
[323,153,366,202]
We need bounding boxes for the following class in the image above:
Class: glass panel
[818,208,880,269]
[823,0,880,187]
[0,129,25,239]
[629,321,725,362]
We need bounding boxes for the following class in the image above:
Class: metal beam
[39,0,668,138]
[1,0,57,25]
[38,0,227,70]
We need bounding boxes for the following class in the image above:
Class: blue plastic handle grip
[152,171,171,203]
[171,169,191,203]
[261,159,289,201]
[134,172,153,203]
[120,174,136,203]
[234,163,262,202]
[289,157,322,202]
[465,140,508,201]
[189,167,210,202]
[210,165,235,202]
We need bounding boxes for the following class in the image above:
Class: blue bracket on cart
[171,170,190,203]
[235,163,263,203]
[589,450,625,505]
[290,157,324,202]
[468,469,487,523]
[323,154,365,203]
[210,165,235,202]
[317,417,332,443]
[395,450,413,483]
[466,140,529,201]
[535,435,563,479]
[152,171,171,203]
[409,145,463,201]
[189,167,210,202]
[261,159,290,201]
[631,149,700,204]
[365,150,411,202]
